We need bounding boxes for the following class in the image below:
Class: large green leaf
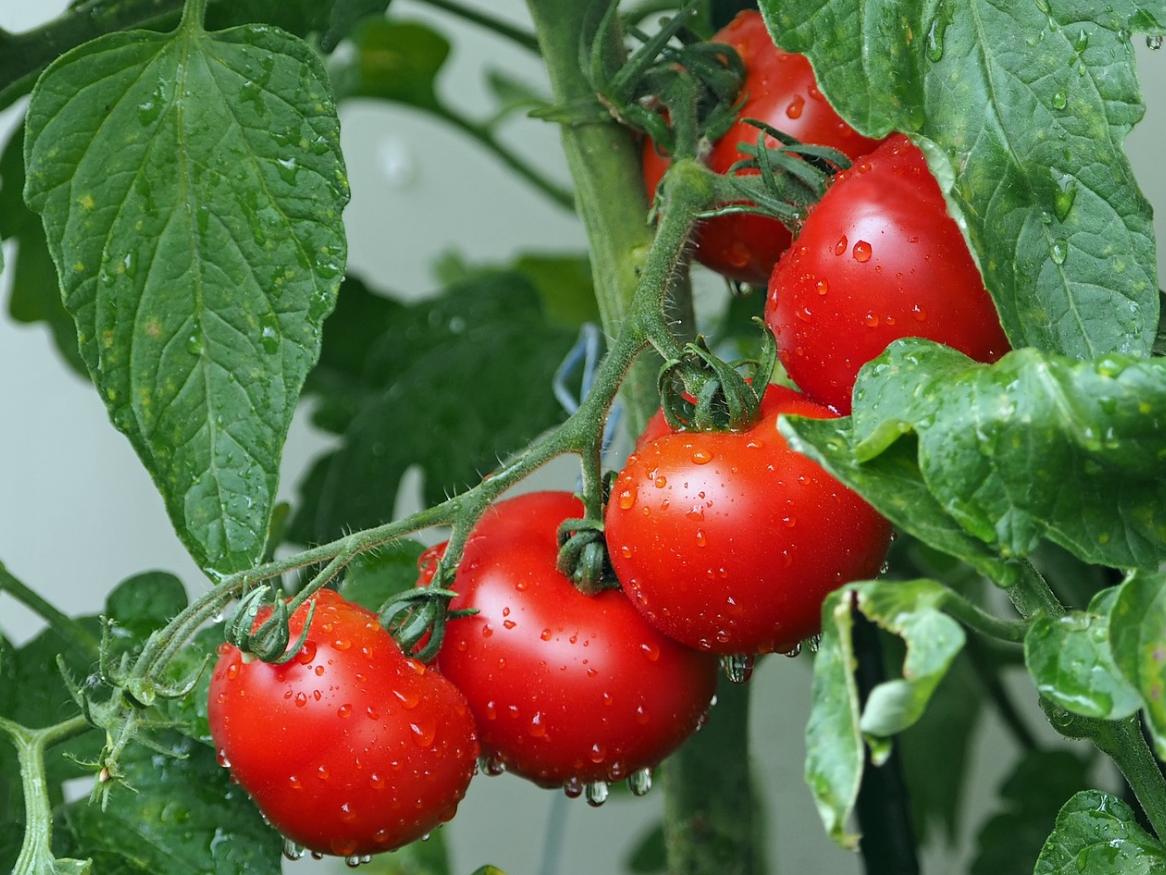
[847,340,1166,569]
[1025,588,1142,720]
[1035,789,1166,874]
[291,273,573,544]
[55,735,282,874]
[805,579,964,847]
[1109,570,1166,757]
[23,15,349,574]
[972,750,1091,875]
[758,0,1162,359]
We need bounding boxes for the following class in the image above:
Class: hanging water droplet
[721,653,755,683]
[345,854,363,869]
[585,780,610,807]
[781,642,803,658]
[1148,34,1164,50]
[628,768,653,796]
[479,754,506,776]
[563,776,584,798]
[282,838,304,860]
[807,633,822,654]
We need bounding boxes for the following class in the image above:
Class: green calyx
[556,516,620,595]
[658,318,777,432]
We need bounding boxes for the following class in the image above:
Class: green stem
[414,0,541,53]
[939,588,1029,643]
[179,0,208,30]
[0,714,92,875]
[525,0,660,433]
[1092,718,1166,841]
[436,107,575,210]
[0,563,99,660]
[663,679,763,875]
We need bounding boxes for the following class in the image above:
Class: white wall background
[1,2,1164,873]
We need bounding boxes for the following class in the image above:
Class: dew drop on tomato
[852,240,873,262]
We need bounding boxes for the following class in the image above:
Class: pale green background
[1,2,1164,873]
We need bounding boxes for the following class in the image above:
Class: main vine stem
[523,3,758,872]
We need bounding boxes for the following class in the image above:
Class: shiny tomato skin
[427,491,718,787]
[207,589,478,858]
[606,385,892,655]
[766,134,1010,413]
[642,10,885,284]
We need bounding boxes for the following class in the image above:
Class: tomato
[207,589,477,859]
[606,385,892,655]
[766,134,1010,413]
[642,10,885,284]
[425,491,717,792]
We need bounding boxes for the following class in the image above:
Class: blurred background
[1,1,1164,873]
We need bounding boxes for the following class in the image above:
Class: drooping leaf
[972,750,1092,875]
[1108,570,1166,757]
[805,578,965,848]
[0,126,86,375]
[1034,789,1166,875]
[832,340,1166,570]
[291,272,574,545]
[778,416,1023,586]
[338,540,427,612]
[23,15,349,574]
[758,0,1162,359]
[55,735,282,874]
[1026,586,1141,720]
[104,571,188,644]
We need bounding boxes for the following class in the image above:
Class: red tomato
[207,589,477,859]
[425,492,717,790]
[606,385,892,655]
[766,134,1010,413]
[642,10,885,284]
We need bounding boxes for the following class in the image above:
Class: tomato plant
[2,1,1166,874]
[421,492,717,793]
[641,10,884,284]
[766,134,1011,413]
[208,589,478,860]
[607,385,891,655]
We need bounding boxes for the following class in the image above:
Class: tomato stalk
[0,714,92,875]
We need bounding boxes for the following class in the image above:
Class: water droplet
[640,642,660,662]
[781,642,803,658]
[337,704,352,719]
[1051,239,1068,264]
[721,653,755,683]
[1074,30,1090,53]
[815,278,829,296]
[695,529,707,548]
[339,802,356,823]
[833,235,848,256]
[585,780,610,807]
[1148,34,1163,50]
[589,742,606,763]
[563,776,584,798]
[691,448,712,465]
[216,748,231,768]
[529,712,547,737]
[282,838,304,860]
[864,311,881,328]
[480,754,505,776]
[785,94,805,119]
[259,313,280,354]
[654,474,668,488]
[925,15,948,61]
[618,489,635,510]
[1051,170,1077,221]
[628,768,653,796]
[295,692,307,707]
[409,721,436,748]
[1051,90,1067,110]
[275,156,299,184]
[911,304,927,322]
[186,333,204,356]
[852,240,873,262]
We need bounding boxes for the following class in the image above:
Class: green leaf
[848,340,1166,569]
[0,126,86,376]
[805,579,965,848]
[55,734,282,874]
[1034,789,1166,875]
[778,416,1023,586]
[291,272,573,544]
[758,0,1162,359]
[972,750,1092,875]
[338,540,426,612]
[104,571,188,643]
[1026,588,1141,720]
[626,822,667,873]
[329,18,449,111]
[321,0,394,52]
[23,17,349,575]
[1109,570,1166,757]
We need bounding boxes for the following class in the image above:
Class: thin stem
[939,588,1029,644]
[413,0,541,53]
[0,563,99,660]
[179,0,208,30]
[1093,718,1166,841]
[437,108,575,210]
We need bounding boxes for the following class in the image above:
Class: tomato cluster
[206,11,1011,864]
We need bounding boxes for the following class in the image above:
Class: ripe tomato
[606,385,891,655]
[642,10,884,284]
[766,134,1010,413]
[207,589,477,859]
[425,491,717,792]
